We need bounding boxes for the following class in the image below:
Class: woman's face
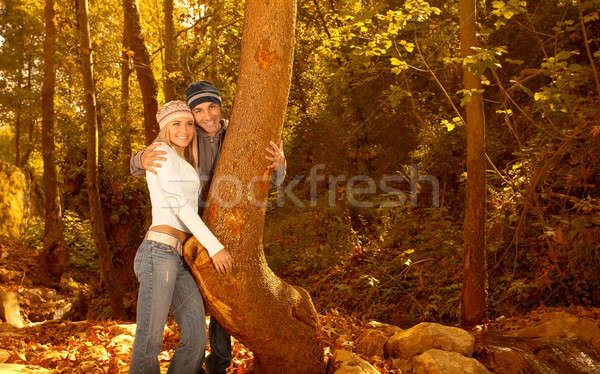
[167,115,195,151]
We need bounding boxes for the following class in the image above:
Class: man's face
[192,101,222,136]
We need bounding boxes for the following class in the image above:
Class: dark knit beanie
[185,81,222,110]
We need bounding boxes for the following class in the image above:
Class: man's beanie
[185,81,222,110]
[156,100,194,129]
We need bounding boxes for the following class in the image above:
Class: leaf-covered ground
[2,236,599,373]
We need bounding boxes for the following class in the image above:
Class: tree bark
[77,0,126,320]
[459,0,487,327]
[183,0,325,372]
[39,0,68,279]
[162,0,177,101]
[120,17,132,175]
[122,0,159,144]
[15,112,20,166]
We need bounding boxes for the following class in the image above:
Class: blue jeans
[129,240,207,374]
[206,317,231,373]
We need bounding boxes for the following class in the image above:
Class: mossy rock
[0,162,28,239]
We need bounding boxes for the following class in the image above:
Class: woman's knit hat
[156,100,194,129]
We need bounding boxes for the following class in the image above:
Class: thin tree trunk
[120,20,132,175]
[15,112,20,166]
[77,0,126,320]
[122,0,159,144]
[162,0,176,101]
[459,0,487,327]
[40,0,67,279]
[21,117,35,168]
[577,0,600,97]
[184,0,324,372]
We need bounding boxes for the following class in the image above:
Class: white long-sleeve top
[146,143,224,257]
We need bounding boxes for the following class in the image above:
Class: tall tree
[459,0,487,327]
[39,0,68,279]
[120,16,132,175]
[122,0,159,144]
[184,0,325,372]
[162,0,177,101]
[77,0,126,319]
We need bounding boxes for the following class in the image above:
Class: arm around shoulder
[130,149,145,178]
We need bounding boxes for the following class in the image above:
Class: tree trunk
[77,0,126,320]
[459,0,487,327]
[15,112,20,166]
[183,1,324,373]
[39,0,68,279]
[122,0,159,144]
[120,18,132,175]
[162,0,176,101]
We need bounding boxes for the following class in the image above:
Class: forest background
[0,0,599,330]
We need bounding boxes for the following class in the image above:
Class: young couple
[128,81,286,374]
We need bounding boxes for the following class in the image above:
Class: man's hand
[141,143,168,175]
[211,249,233,274]
[265,140,285,170]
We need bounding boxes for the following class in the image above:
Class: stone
[477,345,532,374]
[510,311,600,344]
[366,320,403,337]
[355,329,388,358]
[385,322,475,359]
[330,349,380,374]
[0,349,9,363]
[411,349,492,374]
[390,358,409,372]
[0,162,28,238]
[0,291,25,328]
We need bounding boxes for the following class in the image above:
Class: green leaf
[555,50,573,61]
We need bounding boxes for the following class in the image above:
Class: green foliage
[24,210,97,275]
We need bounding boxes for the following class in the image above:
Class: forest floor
[1,236,599,373]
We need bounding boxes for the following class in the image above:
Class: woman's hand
[211,249,233,274]
[141,143,168,174]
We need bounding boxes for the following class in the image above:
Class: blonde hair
[153,121,198,170]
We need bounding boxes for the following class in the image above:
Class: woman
[129,100,231,373]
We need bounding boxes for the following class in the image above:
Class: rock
[390,358,409,372]
[0,291,25,328]
[510,311,600,344]
[411,349,492,374]
[109,323,136,336]
[366,320,403,337]
[385,322,475,359]
[355,329,387,358]
[477,345,533,374]
[0,363,53,373]
[0,349,9,363]
[330,350,380,374]
[0,162,28,239]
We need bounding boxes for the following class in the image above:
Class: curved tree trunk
[40,0,68,279]
[183,0,325,372]
[459,0,487,327]
[122,0,159,144]
[162,0,176,101]
[77,0,126,320]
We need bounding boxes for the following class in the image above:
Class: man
[130,81,286,373]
